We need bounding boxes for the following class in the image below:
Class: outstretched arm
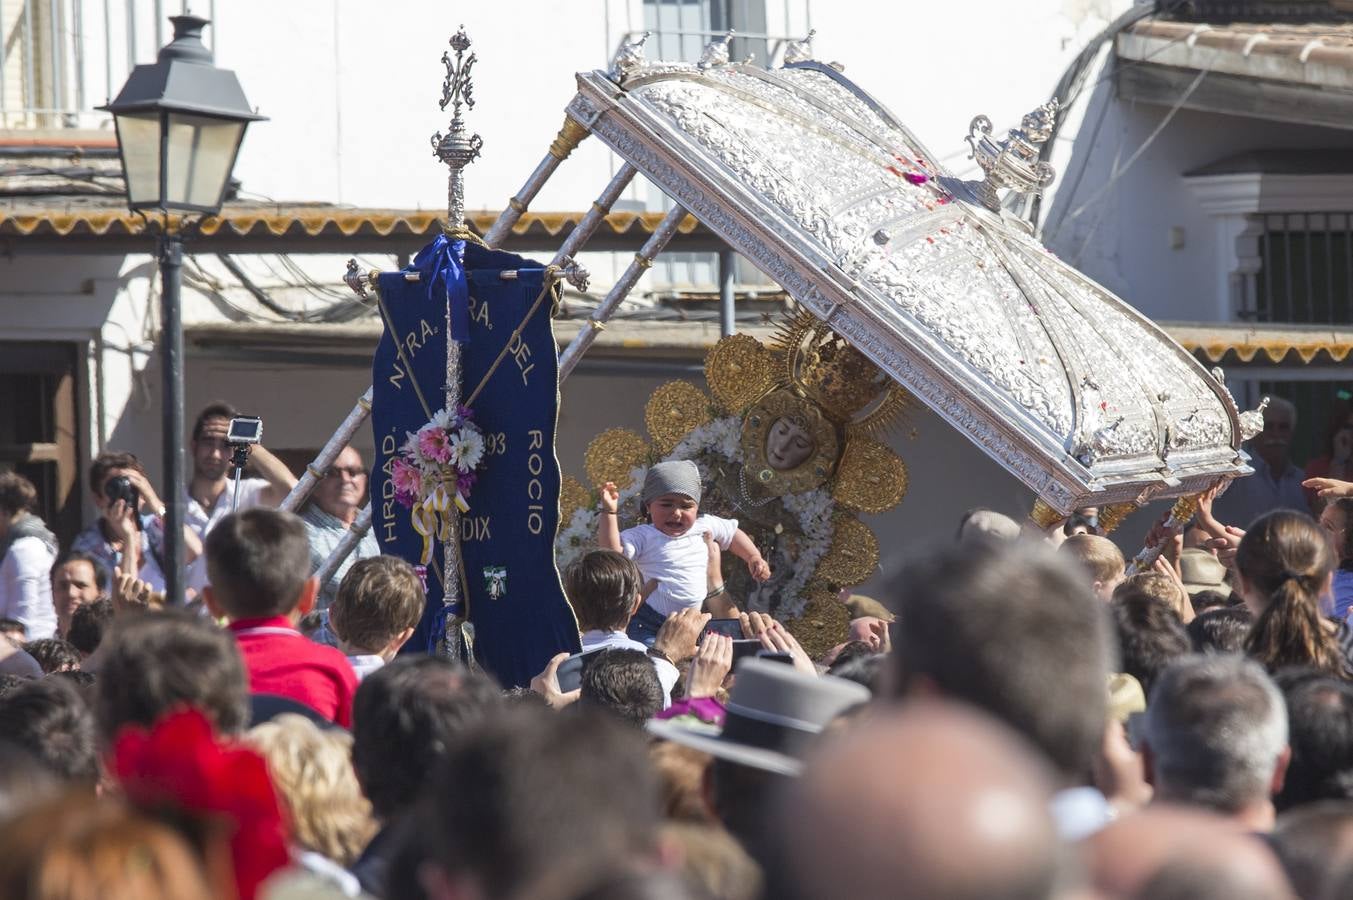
[252,444,299,506]
[597,482,623,553]
[1305,477,1353,501]
[727,528,770,582]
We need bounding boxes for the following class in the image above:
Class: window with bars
[1251,213,1353,325]
[0,0,214,130]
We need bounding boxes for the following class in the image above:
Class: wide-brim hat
[1179,548,1228,596]
[647,657,871,776]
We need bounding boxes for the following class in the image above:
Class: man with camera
[72,451,202,592]
[183,403,297,591]
[185,402,297,538]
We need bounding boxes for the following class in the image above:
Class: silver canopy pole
[481,114,591,248]
[314,503,373,594]
[558,204,689,381]
[279,387,374,513]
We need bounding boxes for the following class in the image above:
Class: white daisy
[452,428,485,471]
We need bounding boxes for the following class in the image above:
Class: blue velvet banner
[370,239,579,687]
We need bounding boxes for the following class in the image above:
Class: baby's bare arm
[596,482,623,552]
[728,529,770,581]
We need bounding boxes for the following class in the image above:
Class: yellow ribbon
[411,501,437,565]
[410,478,472,563]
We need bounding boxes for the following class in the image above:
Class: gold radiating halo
[785,587,852,662]
[832,437,908,514]
[815,516,879,588]
[645,380,712,455]
[584,428,650,491]
[559,475,591,523]
[704,333,776,414]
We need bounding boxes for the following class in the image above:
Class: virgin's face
[765,418,814,471]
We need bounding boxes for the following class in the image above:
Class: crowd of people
[1,396,1353,899]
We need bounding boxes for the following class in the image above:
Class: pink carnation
[391,457,423,498]
[417,425,453,464]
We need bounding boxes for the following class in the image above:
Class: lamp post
[100,15,264,604]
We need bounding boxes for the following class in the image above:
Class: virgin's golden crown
[772,313,890,423]
[794,330,886,421]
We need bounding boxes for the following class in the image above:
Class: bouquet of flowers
[390,405,487,563]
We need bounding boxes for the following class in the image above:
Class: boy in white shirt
[598,460,770,645]
[327,556,425,680]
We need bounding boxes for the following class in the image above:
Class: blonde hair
[649,740,714,824]
[1060,534,1125,586]
[1115,571,1189,617]
[663,822,763,900]
[246,714,377,866]
[0,791,218,900]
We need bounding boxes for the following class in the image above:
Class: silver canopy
[563,44,1257,513]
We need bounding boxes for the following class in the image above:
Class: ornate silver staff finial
[699,30,734,69]
[558,256,591,293]
[343,258,369,299]
[610,31,651,81]
[1239,396,1270,443]
[964,98,1059,212]
[783,29,816,65]
[430,26,483,239]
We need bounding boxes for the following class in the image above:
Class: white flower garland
[555,415,839,618]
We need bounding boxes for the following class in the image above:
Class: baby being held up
[598,460,770,645]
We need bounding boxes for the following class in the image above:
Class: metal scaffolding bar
[718,247,735,337]
[279,386,374,513]
[481,114,590,247]
[550,162,637,263]
[558,204,689,380]
[314,503,372,596]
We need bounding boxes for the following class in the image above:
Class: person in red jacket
[203,508,358,727]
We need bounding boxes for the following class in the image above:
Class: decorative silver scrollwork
[964,99,1059,211]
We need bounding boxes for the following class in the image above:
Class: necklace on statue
[737,465,780,509]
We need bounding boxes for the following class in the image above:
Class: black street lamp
[100,15,264,604]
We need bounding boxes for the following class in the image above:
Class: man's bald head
[769,702,1060,900]
[1086,806,1293,899]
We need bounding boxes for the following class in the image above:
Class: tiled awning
[1116,17,1353,129]
[187,318,1353,370]
[1169,321,1353,365]
[0,203,722,254]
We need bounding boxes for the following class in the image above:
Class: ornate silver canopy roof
[564,42,1256,512]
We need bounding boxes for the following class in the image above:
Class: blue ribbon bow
[413,233,470,343]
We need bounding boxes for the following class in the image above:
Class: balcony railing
[0,0,215,130]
